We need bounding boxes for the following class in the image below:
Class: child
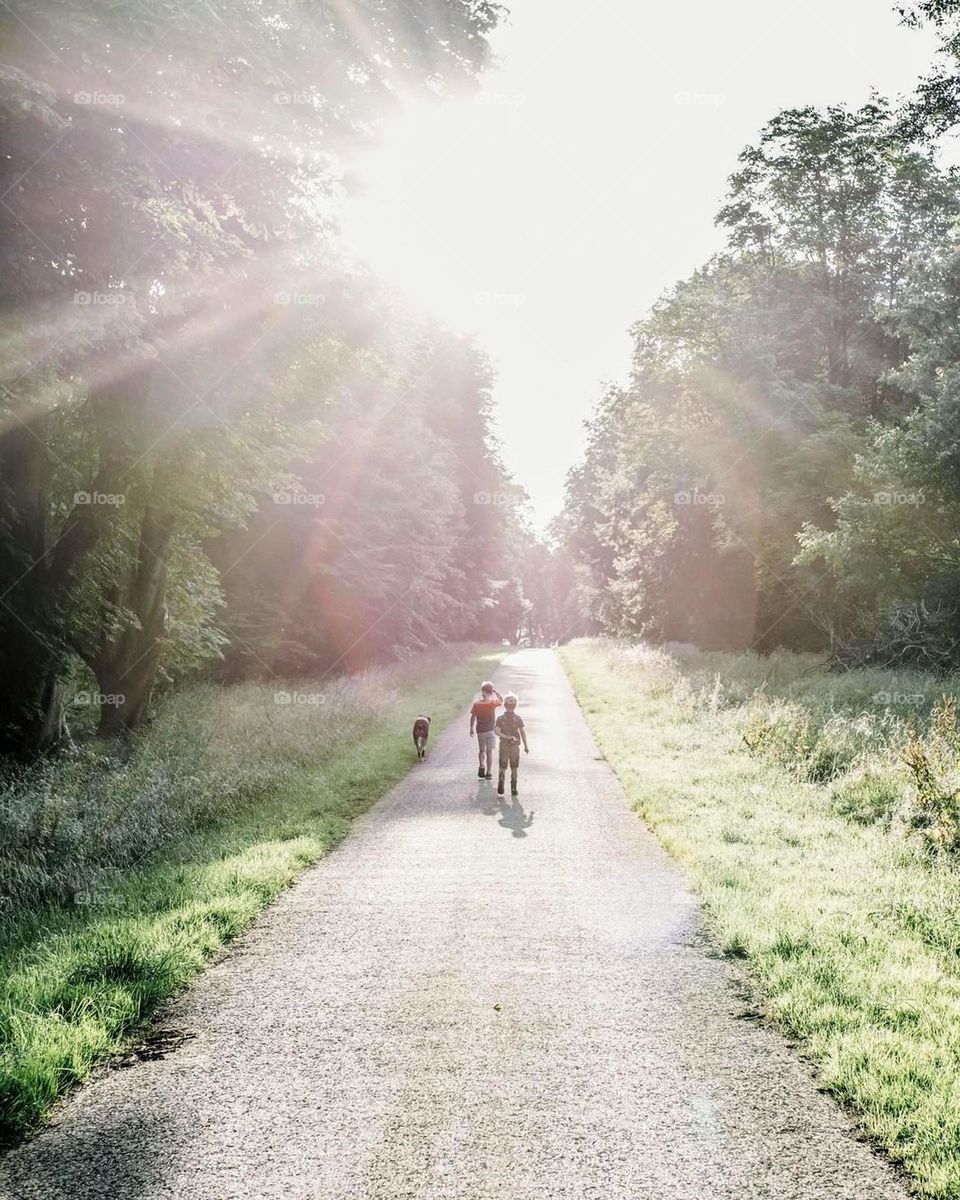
[469,681,502,779]
[495,693,529,797]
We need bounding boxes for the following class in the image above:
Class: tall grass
[560,638,960,1198]
[0,645,502,1140]
[1,669,405,917]
[653,641,960,844]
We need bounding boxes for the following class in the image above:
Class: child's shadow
[475,782,499,816]
[498,797,534,838]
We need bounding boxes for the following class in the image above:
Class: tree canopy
[0,0,530,754]
[560,91,960,665]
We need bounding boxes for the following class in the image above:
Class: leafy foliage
[0,0,515,751]
[561,99,960,661]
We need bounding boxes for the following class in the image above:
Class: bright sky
[339,1,942,530]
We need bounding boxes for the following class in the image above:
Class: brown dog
[412,715,431,760]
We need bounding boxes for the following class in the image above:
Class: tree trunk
[94,504,175,737]
[0,628,68,755]
[0,370,153,754]
[0,419,67,755]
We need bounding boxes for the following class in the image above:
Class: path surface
[0,650,909,1200]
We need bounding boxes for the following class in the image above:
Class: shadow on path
[472,782,499,816]
[497,797,534,838]
[472,780,534,836]
[0,1111,171,1200]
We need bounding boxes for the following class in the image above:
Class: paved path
[0,649,909,1199]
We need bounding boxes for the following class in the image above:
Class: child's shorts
[498,739,520,770]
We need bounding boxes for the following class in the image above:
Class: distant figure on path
[496,692,529,797]
[469,680,502,779]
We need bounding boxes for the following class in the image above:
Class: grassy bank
[0,645,502,1140]
[560,638,960,1199]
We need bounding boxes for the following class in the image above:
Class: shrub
[897,700,960,855]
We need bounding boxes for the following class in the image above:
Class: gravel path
[0,649,909,1199]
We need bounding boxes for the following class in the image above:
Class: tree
[798,245,960,666]
[562,103,959,653]
[209,324,529,676]
[0,0,504,751]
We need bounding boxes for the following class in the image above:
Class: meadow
[560,638,960,1199]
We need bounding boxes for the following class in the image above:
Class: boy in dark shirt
[495,692,529,797]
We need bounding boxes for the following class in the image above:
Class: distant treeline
[560,2,960,673]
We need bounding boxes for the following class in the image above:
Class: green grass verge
[0,645,503,1141]
[560,638,960,1200]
